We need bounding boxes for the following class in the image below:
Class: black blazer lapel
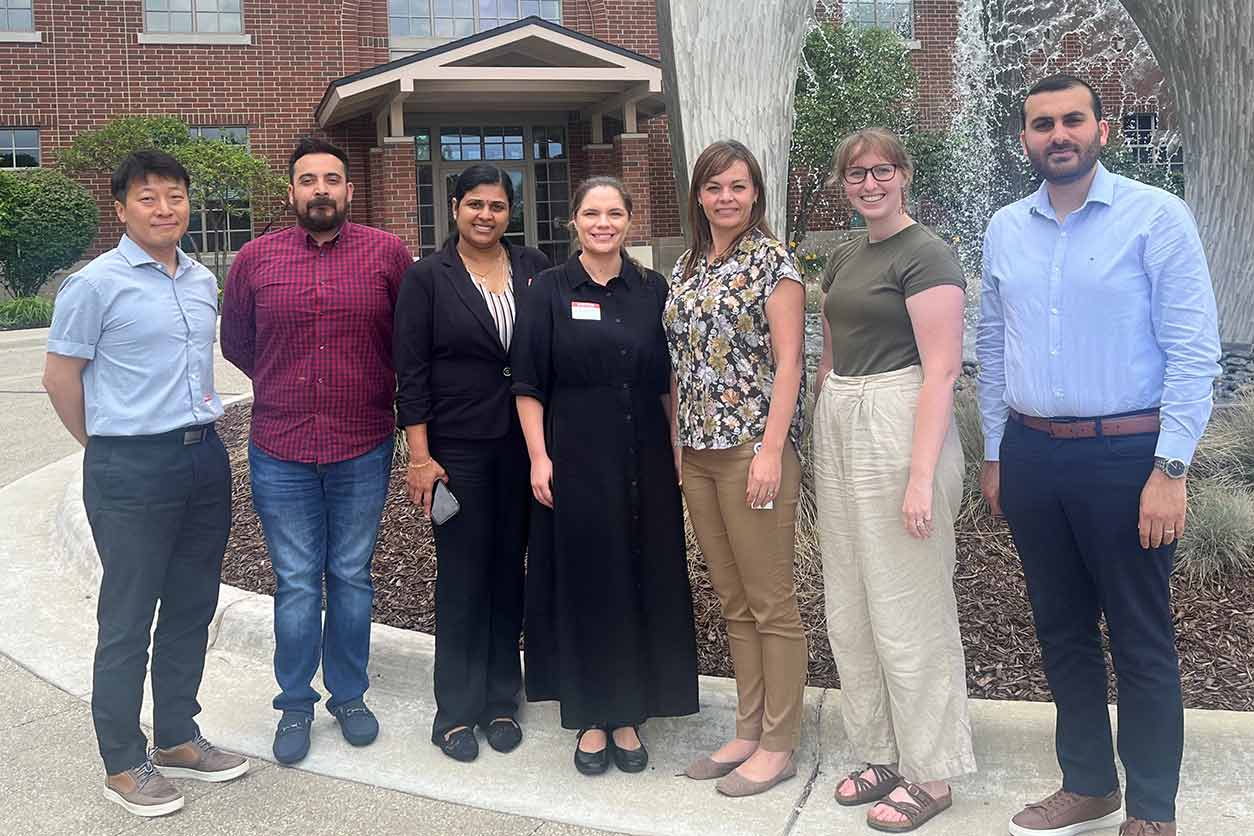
[440,239,505,356]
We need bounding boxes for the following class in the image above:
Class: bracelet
[408,458,433,469]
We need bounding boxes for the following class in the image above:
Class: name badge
[571,301,601,321]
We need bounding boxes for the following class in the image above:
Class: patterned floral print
[664,230,806,450]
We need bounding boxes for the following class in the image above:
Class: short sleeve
[649,271,672,395]
[900,237,966,299]
[511,270,556,404]
[761,239,803,297]
[47,272,104,360]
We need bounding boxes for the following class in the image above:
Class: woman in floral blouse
[664,139,807,798]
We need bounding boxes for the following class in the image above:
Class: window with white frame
[185,126,253,253]
[843,1,913,38]
[1121,112,1183,175]
[0,128,39,168]
[0,0,34,31]
[144,0,243,34]
[388,0,560,40]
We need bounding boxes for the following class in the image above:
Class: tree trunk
[657,0,814,238]
[1119,0,1254,344]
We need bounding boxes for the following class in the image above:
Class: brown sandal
[834,763,902,807]
[866,781,952,833]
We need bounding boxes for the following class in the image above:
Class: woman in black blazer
[394,164,551,763]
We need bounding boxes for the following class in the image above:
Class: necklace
[461,245,508,294]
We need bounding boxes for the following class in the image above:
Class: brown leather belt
[1009,408,1160,439]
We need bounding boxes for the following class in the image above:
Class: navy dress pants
[83,426,231,775]
[999,417,1181,823]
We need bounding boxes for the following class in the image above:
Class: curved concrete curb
[3,446,1252,835]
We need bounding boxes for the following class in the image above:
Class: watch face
[1166,458,1187,478]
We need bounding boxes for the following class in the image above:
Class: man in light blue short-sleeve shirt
[43,150,248,819]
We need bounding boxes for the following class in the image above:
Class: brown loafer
[715,758,797,797]
[683,754,749,780]
[867,781,952,833]
[835,763,901,806]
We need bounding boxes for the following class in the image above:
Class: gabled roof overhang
[315,16,666,135]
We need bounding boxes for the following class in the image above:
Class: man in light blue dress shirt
[977,76,1220,836]
[43,151,248,818]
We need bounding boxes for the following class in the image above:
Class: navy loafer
[272,711,312,765]
[329,698,379,747]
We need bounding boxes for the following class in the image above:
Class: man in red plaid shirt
[221,137,412,765]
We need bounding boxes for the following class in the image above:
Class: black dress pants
[83,426,231,775]
[429,431,529,743]
[999,417,1182,823]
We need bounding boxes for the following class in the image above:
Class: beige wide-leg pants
[683,440,807,752]
[812,365,976,782]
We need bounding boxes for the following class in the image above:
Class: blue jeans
[249,437,394,714]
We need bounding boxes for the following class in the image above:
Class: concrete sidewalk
[2,450,1253,835]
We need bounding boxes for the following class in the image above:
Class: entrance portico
[315,16,667,262]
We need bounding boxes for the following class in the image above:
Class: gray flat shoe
[715,759,797,797]
[683,754,749,780]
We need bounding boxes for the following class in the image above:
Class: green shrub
[0,169,99,298]
[0,296,54,329]
[1176,476,1254,582]
[1192,389,1254,488]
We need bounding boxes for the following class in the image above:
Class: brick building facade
[0,1,1166,269]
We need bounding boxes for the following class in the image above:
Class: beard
[1027,131,1103,185]
[295,197,347,233]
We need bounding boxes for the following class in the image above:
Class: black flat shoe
[436,727,478,762]
[609,725,648,773]
[574,728,609,776]
[480,718,523,753]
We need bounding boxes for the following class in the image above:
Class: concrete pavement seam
[782,688,826,836]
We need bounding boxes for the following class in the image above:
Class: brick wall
[614,133,651,246]
[367,141,420,253]
[1,0,1165,253]
[0,0,392,256]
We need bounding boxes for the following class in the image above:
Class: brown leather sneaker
[1120,819,1177,836]
[1009,787,1123,836]
[103,760,184,817]
[152,734,249,782]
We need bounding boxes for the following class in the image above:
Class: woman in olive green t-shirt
[812,128,976,833]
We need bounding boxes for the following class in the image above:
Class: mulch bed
[218,402,1254,711]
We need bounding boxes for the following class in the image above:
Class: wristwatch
[1153,456,1188,479]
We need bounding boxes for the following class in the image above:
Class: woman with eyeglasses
[394,164,551,763]
[812,128,975,833]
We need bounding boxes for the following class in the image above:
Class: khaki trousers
[812,365,976,782]
[682,440,807,752]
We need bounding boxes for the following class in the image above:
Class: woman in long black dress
[512,176,698,776]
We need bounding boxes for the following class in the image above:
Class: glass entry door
[445,166,526,250]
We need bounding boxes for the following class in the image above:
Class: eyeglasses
[843,164,899,185]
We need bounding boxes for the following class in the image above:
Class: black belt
[96,424,216,445]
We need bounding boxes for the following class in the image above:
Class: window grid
[0,0,33,32]
[389,0,558,39]
[1121,112,1184,174]
[417,163,437,258]
[184,126,253,253]
[440,126,524,162]
[843,1,913,38]
[145,0,242,34]
[0,128,39,169]
[534,126,570,263]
